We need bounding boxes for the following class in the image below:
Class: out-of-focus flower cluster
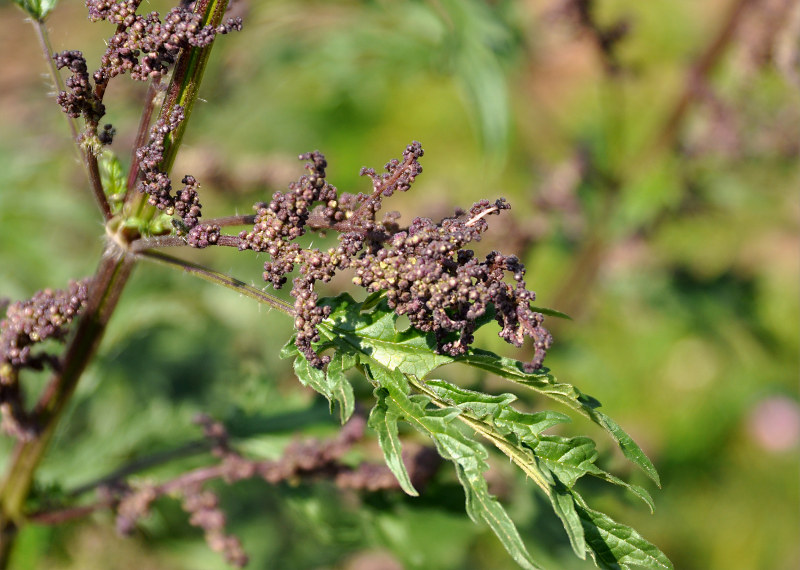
[0,279,91,438]
[109,414,439,568]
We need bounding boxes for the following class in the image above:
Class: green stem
[139,249,295,315]
[0,2,233,565]
[0,248,135,566]
[31,19,112,220]
[132,0,232,221]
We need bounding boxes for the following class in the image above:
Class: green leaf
[293,352,333,402]
[291,350,357,424]
[12,0,58,20]
[368,367,541,570]
[530,305,573,320]
[317,294,454,378]
[301,294,668,568]
[367,387,418,496]
[99,151,126,215]
[326,352,357,423]
[575,500,674,570]
[425,379,654,510]
[279,337,299,360]
[458,349,660,486]
[425,379,572,435]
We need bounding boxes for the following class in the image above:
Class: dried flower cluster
[238,143,552,371]
[0,280,90,437]
[109,414,438,567]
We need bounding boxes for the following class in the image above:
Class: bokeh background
[0,1,798,568]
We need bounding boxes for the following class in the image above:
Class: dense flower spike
[135,108,211,241]
[0,280,91,437]
[136,106,185,212]
[239,143,552,371]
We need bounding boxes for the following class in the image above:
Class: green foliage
[98,151,125,215]
[11,0,57,21]
[286,294,672,569]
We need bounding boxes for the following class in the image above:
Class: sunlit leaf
[457,349,660,486]
[368,367,541,570]
[367,387,418,496]
[575,500,674,570]
[303,293,669,568]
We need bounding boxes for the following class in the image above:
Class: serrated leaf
[368,367,541,570]
[426,379,572,434]
[292,351,358,423]
[12,0,58,20]
[425,379,653,510]
[367,387,418,496]
[326,352,357,423]
[293,353,333,402]
[458,349,660,486]
[99,151,125,196]
[317,294,454,377]
[575,499,673,570]
[302,294,668,568]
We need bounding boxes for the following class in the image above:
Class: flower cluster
[109,413,438,568]
[134,107,219,244]
[0,280,91,437]
[88,0,242,83]
[239,143,552,371]
[351,200,553,370]
[53,50,106,125]
[54,1,242,139]
[239,144,424,367]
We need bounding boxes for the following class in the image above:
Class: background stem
[0,2,232,566]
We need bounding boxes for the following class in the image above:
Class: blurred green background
[0,0,798,568]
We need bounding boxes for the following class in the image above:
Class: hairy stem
[31,20,112,220]
[0,2,232,565]
[139,249,295,315]
[0,248,135,567]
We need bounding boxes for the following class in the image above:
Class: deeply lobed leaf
[281,293,670,569]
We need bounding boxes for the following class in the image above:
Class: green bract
[12,0,58,21]
[284,294,673,570]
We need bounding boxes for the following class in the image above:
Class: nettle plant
[1,1,672,569]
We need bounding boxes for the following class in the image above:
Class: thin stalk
[139,249,295,315]
[130,233,240,252]
[124,79,162,202]
[31,20,79,142]
[31,20,112,220]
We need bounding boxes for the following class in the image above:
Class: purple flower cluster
[239,143,552,371]
[0,280,90,437]
[54,1,242,137]
[88,0,242,83]
[134,107,219,243]
[53,50,105,124]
